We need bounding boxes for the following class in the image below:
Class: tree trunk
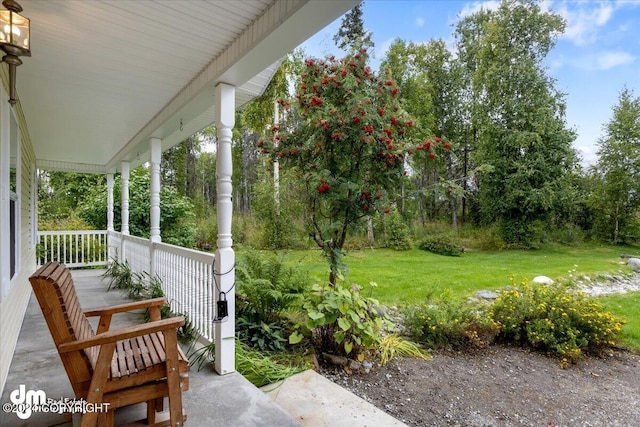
[446,150,458,230]
[367,215,374,247]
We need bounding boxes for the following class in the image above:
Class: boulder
[475,290,500,299]
[532,275,554,285]
[628,258,640,271]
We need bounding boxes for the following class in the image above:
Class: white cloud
[416,17,425,27]
[569,51,636,71]
[558,1,614,46]
[596,51,636,69]
[576,144,598,167]
[458,1,501,19]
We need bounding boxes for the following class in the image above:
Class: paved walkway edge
[262,369,408,427]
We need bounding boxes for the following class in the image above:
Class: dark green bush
[235,251,309,352]
[418,235,463,256]
[291,281,393,358]
[385,208,412,250]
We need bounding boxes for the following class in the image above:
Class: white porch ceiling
[16,0,358,174]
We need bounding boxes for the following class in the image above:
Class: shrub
[402,295,499,350]
[384,208,412,250]
[235,251,309,352]
[490,281,626,364]
[195,215,217,251]
[291,282,393,358]
[418,235,463,256]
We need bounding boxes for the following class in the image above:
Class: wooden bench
[29,261,189,427]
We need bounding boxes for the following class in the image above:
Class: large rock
[628,258,640,271]
[533,275,554,285]
[476,290,500,299]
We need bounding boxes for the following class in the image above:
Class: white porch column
[106,174,114,232]
[214,83,236,375]
[121,161,130,236]
[149,138,162,243]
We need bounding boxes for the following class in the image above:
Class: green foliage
[38,171,104,223]
[235,341,309,388]
[79,167,197,247]
[599,292,640,349]
[378,334,430,366]
[418,235,463,256]
[252,176,295,250]
[456,0,578,246]
[261,49,416,284]
[102,260,197,342]
[291,281,393,358]
[383,208,412,250]
[38,213,94,232]
[382,38,465,228]
[490,281,626,364]
[236,317,288,353]
[332,3,373,51]
[235,251,309,352]
[402,295,499,350]
[161,136,203,201]
[103,259,135,291]
[590,86,640,244]
[194,214,217,250]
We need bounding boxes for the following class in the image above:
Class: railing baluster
[36,229,216,343]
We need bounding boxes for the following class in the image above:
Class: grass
[283,244,637,305]
[275,243,640,350]
[598,292,640,349]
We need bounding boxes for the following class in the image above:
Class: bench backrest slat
[29,262,97,397]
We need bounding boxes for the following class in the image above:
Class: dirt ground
[321,345,640,427]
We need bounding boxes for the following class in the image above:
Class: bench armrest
[84,297,167,317]
[58,316,185,353]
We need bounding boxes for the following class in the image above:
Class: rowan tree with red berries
[259,49,418,285]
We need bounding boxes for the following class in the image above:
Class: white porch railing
[38,230,108,268]
[110,231,216,343]
[40,230,217,344]
[153,243,216,343]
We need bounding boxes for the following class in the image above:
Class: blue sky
[300,0,640,166]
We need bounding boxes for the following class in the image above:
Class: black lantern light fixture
[0,0,30,106]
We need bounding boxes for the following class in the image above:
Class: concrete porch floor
[0,269,299,427]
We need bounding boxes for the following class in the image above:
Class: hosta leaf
[289,331,304,344]
[339,302,350,315]
[344,341,353,354]
[308,311,325,320]
[338,317,351,331]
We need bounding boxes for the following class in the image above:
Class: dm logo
[10,384,46,419]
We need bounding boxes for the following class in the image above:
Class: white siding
[0,69,37,396]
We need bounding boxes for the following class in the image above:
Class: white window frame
[0,86,21,302]
[0,86,10,301]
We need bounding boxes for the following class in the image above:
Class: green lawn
[599,292,640,349]
[274,244,639,349]
[283,244,637,305]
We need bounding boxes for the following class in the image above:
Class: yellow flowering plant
[490,280,626,364]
